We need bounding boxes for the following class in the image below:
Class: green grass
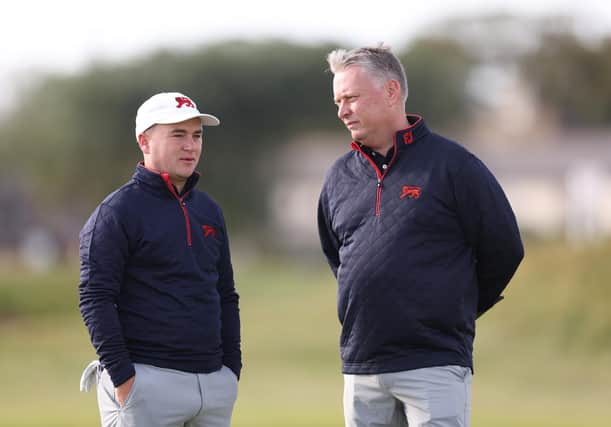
[1,240,610,426]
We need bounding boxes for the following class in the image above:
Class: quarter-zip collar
[132,162,200,198]
[351,115,429,167]
[132,162,200,247]
[350,114,430,216]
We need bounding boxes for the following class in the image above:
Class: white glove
[79,360,101,392]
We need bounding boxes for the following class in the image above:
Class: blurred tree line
[523,32,611,127]
[0,38,474,238]
[0,15,610,250]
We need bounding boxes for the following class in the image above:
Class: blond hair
[327,44,408,103]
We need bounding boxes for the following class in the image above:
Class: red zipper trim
[351,141,398,216]
[375,183,383,216]
[161,174,193,247]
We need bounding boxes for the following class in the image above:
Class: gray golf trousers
[96,363,238,427]
[344,365,472,427]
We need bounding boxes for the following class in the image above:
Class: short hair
[327,44,408,104]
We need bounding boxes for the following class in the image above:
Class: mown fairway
[1,240,610,426]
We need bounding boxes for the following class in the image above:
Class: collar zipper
[161,174,193,247]
[351,142,398,217]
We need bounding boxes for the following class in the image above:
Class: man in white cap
[79,92,241,427]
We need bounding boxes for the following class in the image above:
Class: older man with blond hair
[318,45,524,427]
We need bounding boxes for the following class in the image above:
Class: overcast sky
[1,0,609,111]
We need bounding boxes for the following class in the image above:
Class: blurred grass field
[1,239,610,426]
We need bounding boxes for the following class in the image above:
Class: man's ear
[137,132,151,154]
[386,79,402,106]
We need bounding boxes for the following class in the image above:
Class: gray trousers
[96,363,238,427]
[344,365,472,427]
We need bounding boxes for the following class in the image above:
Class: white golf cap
[135,92,220,137]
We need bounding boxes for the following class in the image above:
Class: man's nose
[183,137,198,150]
[337,102,350,120]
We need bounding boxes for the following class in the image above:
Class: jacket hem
[342,352,472,375]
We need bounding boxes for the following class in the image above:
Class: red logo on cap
[175,97,195,109]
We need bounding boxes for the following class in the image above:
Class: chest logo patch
[202,225,217,238]
[400,185,421,199]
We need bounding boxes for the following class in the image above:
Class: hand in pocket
[115,375,136,407]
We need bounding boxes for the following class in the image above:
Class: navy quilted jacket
[317,115,523,374]
[79,164,241,387]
